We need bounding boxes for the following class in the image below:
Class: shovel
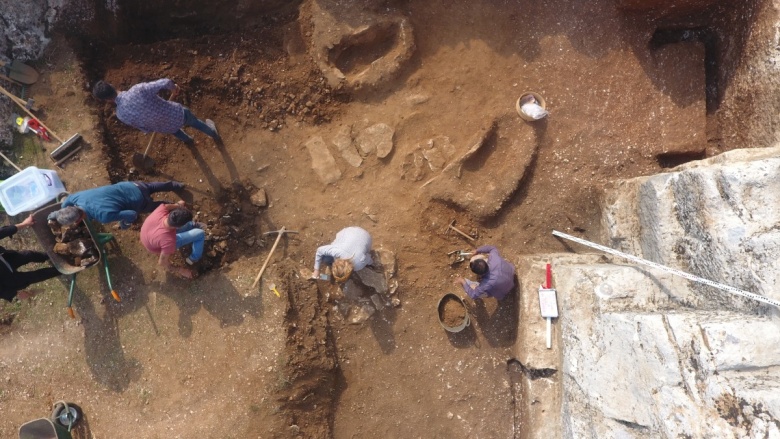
[0,60,39,85]
[538,263,559,349]
[132,132,157,172]
[131,91,177,172]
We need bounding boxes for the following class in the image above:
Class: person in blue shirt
[48,181,184,229]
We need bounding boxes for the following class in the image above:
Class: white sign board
[538,288,559,318]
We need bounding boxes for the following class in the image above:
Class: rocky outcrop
[523,146,780,438]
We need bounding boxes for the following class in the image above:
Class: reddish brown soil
[0,0,761,437]
[439,295,467,328]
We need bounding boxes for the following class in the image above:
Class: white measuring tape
[552,230,780,309]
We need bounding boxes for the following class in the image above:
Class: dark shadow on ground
[157,270,264,338]
[184,142,225,196]
[471,285,519,348]
[71,280,143,393]
[444,320,478,348]
[368,306,397,354]
[215,138,240,184]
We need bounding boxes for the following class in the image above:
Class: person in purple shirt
[454,245,516,301]
[92,78,221,145]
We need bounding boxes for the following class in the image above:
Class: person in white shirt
[312,227,373,282]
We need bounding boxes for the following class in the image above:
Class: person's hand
[17,215,35,229]
[311,269,320,280]
[16,290,37,300]
[171,84,180,99]
[178,267,194,279]
[176,200,186,207]
[453,276,465,287]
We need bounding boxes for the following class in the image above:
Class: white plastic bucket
[0,166,65,215]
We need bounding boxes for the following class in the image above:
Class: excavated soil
[0,0,765,437]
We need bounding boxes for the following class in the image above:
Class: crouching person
[454,245,516,302]
[140,202,204,279]
[48,181,185,230]
[311,226,373,283]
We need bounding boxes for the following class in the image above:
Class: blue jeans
[176,222,205,262]
[173,108,218,143]
[134,181,184,214]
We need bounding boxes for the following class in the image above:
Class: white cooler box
[0,166,66,216]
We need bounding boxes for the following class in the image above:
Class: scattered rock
[407,93,430,105]
[304,136,342,184]
[421,136,454,171]
[354,267,387,296]
[333,124,362,167]
[250,189,268,207]
[341,279,365,301]
[348,303,376,324]
[357,123,394,158]
[362,207,377,222]
[370,294,386,310]
[373,249,397,277]
[400,151,427,181]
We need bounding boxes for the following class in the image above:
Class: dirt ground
[0,0,760,437]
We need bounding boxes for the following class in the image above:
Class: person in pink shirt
[140,202,205,279]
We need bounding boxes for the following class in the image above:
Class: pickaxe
[251,227,299,289]
[445,219,476,242]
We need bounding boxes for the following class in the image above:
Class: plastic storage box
[0,166,66,216]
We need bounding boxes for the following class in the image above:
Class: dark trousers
[134,181,181,213]
[0,250,60,301]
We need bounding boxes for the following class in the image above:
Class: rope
[552,230,780,309]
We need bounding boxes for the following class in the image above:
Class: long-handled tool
[538,263,559,349]
[0,84,82,164]
[445,219,476,242]
[132,132,158,172]
[0,151,22,172]
[0,59,39,85]
[131,92,176,171]
[251,227,299,289]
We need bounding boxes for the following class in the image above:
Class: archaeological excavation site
[1,0,780,437]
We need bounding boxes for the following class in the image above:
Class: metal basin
[30,203,100,275]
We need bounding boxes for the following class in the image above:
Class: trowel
[538,263,559,349]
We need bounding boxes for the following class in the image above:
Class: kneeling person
[140,203,204,279]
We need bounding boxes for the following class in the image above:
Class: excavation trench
[71,5,346,434]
